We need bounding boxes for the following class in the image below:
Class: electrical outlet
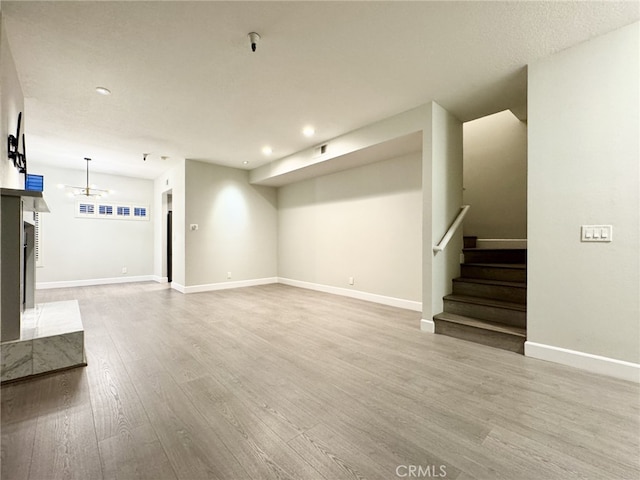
[122,266,127,274]
[348,276,354,286]
[227,272,232,279]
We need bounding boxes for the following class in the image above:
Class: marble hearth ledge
[1,300,86,383]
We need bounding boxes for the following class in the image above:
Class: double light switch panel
[581,225,612,242]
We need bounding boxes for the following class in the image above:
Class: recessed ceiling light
[95,86,111,95]
[303,126,315,137]
[262,146,273,156]
[243,161,249,165]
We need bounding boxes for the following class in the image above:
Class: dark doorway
[167,211,173,283]
[23,230,28,306]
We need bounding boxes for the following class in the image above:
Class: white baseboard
[476,239,527,249]
[525,341,640,383]
[182,277,278,294]
[278,277,422,312]
[171,282,186,293]
[152,276,168,283]
[36,275,156,290]
[420,318,435,333]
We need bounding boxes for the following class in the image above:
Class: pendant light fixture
[59,157,110,198]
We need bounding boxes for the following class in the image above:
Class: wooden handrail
[433,205,470,254]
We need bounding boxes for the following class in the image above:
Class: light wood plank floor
[2,282,639,480]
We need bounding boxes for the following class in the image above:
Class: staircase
[433,237,527,354]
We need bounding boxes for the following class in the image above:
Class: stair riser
[443,299,526,328]
[460,265,527,283]
[463,236,478,249]
[435,320,525,354]
[463,249,526,264]
[453,281,526,304]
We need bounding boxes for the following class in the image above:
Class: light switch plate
[581,225,612,242]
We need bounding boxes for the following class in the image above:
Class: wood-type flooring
[2,282,638,479]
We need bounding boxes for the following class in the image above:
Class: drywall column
[527,22,639,378]
[421,103,464,330]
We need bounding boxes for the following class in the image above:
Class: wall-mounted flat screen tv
[25,174,44,192]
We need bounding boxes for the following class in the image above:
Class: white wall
[0,15,24,189]
[278,152,422,303]
[184,160,277,288]
[527,22,639,366]
[0,16,26,341]
[275,101,463,318]
[31,163,154,285]
[424,102,464,318]
[463,110,527,239]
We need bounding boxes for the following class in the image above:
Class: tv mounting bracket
[8,112,27,174]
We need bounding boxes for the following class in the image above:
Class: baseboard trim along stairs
[525,342,640,383]
[434,236,527,354]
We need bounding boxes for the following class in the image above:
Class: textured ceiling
[3,1,638,179]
